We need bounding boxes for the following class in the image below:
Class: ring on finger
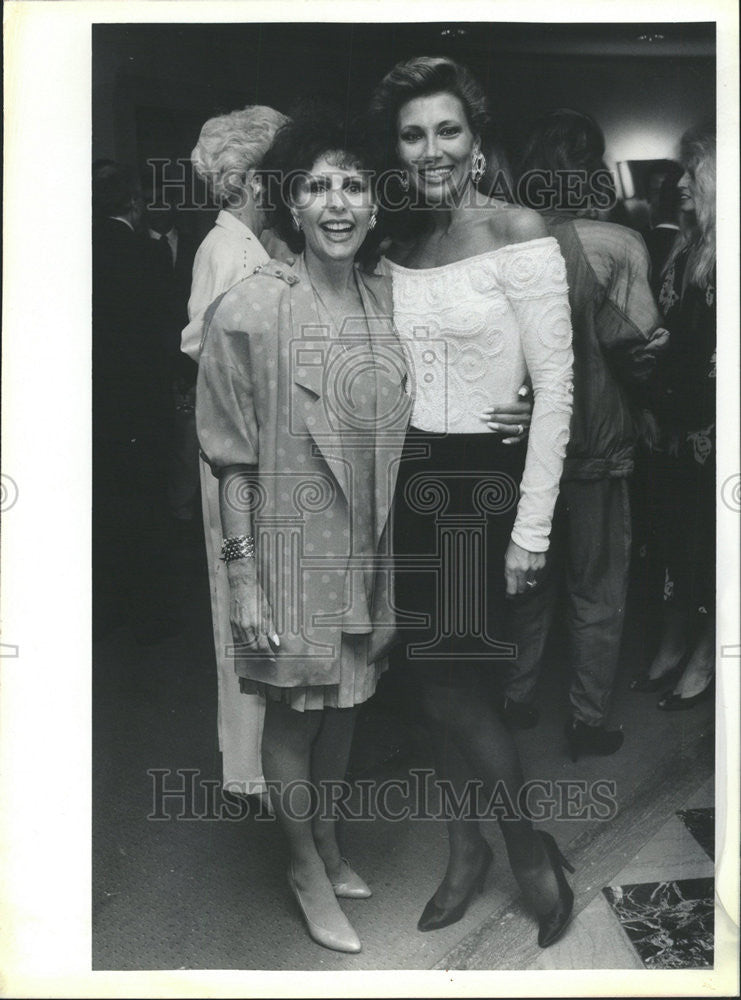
[516,423,525,436]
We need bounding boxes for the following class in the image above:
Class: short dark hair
[654,163,684,222]
[92,162,140,219]
[260,106,375,256]
[367,56,491,166]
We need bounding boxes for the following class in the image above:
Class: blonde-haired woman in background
[182,104,288,795]
[634,121,717,710]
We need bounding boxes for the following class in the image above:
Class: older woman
[636,122,716,710]
[182,106,290,360]
[368,56,575,947]
[182,105,288,795]
[196,112,410,953]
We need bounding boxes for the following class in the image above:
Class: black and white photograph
[1,1,739,995]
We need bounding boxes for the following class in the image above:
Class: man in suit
[143,175,201,529]
[644,165,683,297]
[93,162,182,643]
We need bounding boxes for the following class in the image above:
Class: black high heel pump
[417,841,494,932]
[536,832,575,949]
[629,659,685,693]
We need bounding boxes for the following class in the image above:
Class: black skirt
[391,428,526,687]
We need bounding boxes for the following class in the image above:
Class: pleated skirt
[240,633,387,712]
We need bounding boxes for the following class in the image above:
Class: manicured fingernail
[270,633,280,647]
[518,386,528,397]
[502,439,514,445]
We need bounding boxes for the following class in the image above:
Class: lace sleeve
[497,238,573,552]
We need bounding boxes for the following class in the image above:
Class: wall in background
[93,22,715,188]
[488,55,714,172]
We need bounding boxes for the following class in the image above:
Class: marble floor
[539,779,715,971]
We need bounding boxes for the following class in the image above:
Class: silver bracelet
[220,534,255,563]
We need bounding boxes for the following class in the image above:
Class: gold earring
[368,211,378,231]
[291,214,302,232]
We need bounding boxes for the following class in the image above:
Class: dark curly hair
[260,105,378,259]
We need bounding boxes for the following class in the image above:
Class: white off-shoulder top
[382,236,574,552]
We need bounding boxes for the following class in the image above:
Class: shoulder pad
[359,267,384,282]
[251,259,300,286]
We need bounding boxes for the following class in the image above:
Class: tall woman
[196,113,410,953]
[638,122,716,709]
[368,56,575,946]
[182,106,288,794]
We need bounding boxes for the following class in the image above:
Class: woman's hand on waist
[480,384,532,444]
[504,538,546,596]
[227,560,279,658]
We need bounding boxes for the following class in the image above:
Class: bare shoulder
[496,204,550,245]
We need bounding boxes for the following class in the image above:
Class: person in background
[644,163,683,297]
[143,174,200,530]
[182,105,289,796]
[93,162,181,644]
[182,105,291,361]
[630,162,684,604]
[500,109,669,761]
[633,122,716,710]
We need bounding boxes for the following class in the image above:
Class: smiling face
[396,91,478,203]
[291,152,375,265]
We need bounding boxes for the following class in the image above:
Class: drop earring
[471,148,486,184]
[400,171,410,193]
[368,210,378,231]
[291,214,302,232]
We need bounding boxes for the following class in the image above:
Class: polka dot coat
[196,256,411,687]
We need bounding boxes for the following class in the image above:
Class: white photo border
[1,1,738,996]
